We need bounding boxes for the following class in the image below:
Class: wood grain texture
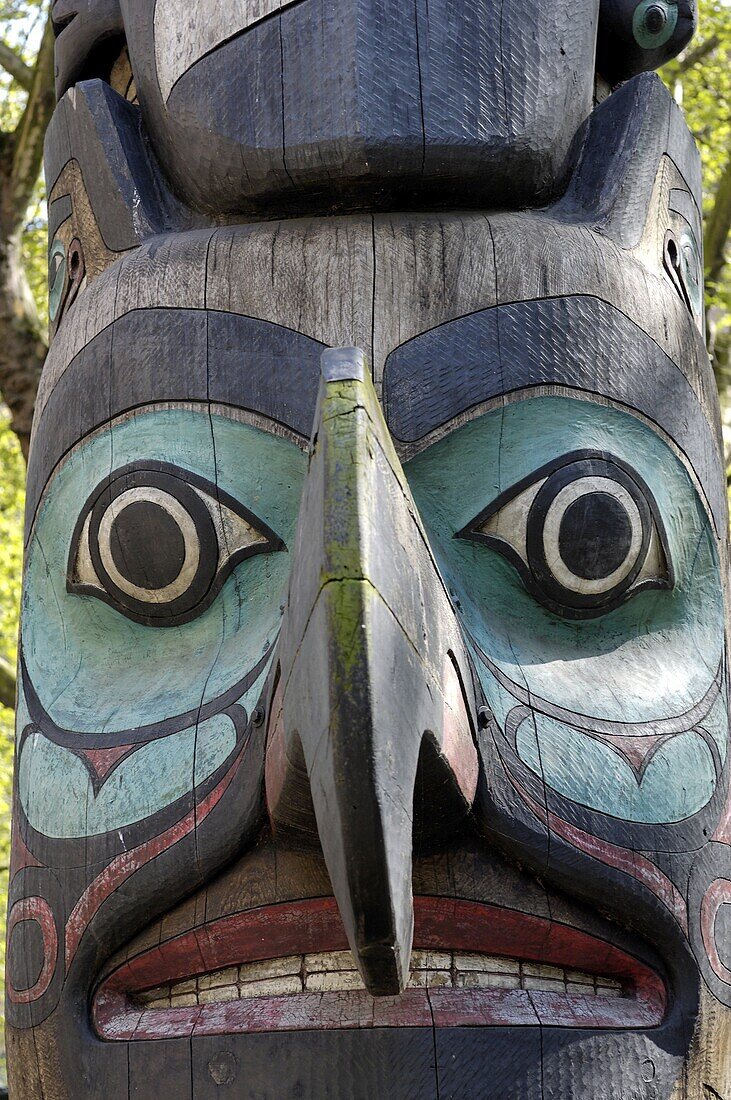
[153,0,300,102]
[10,3,729,1096]
[121,0,599,214]
[53,0,125,97]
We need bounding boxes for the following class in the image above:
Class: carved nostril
[477,705,493,730]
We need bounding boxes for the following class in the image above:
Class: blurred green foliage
[0,409,24,1046]
[0,3,43,1083]
[662,0,731,393]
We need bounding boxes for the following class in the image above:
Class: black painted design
[26,310,323,537]
[383,296,723,532]
[558,494,632,580]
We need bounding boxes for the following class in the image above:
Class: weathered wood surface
[8,3,731,1099]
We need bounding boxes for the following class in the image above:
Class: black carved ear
[52,0,124,98]
[597,0,696,85]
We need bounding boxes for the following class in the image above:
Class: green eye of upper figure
[632,0,678,47]
[456,450,673,619]
[48,238,67,324]
[67,461,285,627]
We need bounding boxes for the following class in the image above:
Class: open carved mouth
[94,897,666,1039]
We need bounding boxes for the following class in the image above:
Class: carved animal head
[7,5,730,1099]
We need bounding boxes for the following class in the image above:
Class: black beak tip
[358,943,409,997]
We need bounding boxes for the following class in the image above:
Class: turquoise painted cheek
[22,409,306,734]
[18,667,268,838]
[516,712,720,824]
[405,396,727,824]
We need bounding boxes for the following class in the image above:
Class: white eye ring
[541,476,644,596]
[68,461,286,627]
[97,486,201,603]
[456,449,673,619]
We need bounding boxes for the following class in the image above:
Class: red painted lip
[93,897,666,1040]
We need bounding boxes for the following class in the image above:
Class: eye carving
[456,451,673,619]
[48,239,67,324]
[664,225,703,327]
[49,234,85,327]
[68,462,285,626]
[632,0,678,49]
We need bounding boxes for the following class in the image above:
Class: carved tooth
[411,950,452,971]
[304,952,358,973]
[167,979,196,998]
[521,963,565,981]
[407,970,452,989]
[305,971,365,993]
[197,967,239,991]
[239,956,303,982]
[239,976,304,998]
[197,985,240,1005]
[457,953,521,974]
[565,969,595,985]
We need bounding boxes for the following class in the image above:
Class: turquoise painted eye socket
[48,238,67,323]
[632,0,678,48]
[67,460,285,626]
[679,228,703,319]
[456,450,673,619]
[665,226,703,326]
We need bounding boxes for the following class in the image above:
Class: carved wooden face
[8,5,729,1100]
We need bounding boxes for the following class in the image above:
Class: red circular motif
[700,877,731,985]
[6,895,58,1004]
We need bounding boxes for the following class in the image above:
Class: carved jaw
[52,0,125,96]
[93,894,666,1040]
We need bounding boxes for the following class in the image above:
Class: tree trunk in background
[705,148,731,475]
[0,13,53,459]
[0,228,45,457]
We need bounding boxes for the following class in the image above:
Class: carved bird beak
[265,347,479,996]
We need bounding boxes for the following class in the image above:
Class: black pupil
[109,500,187,590]
[558,492,633,581]
[644,5,667,33]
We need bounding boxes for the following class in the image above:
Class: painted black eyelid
[454,448,675,619]
[456,449,653,537]
[67,460,285,557]
[66,459,286,627]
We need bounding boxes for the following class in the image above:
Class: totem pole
[5,0,730,1096]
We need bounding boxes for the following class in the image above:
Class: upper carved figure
[50,0,697,215]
